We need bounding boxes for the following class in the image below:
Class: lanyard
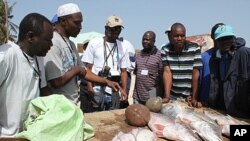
[22,52,41,88]
[58,32,75,66]
[103,40,119,70]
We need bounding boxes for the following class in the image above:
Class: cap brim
[215,32,235,40]
[165,30,170,34]
[107,25,124,28]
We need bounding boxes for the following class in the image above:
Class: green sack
[16,94,94,141]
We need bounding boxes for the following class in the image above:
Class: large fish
[148,112,201,141]
[203,108,249,137]
[161,102,223,141]
[112,128,157,141]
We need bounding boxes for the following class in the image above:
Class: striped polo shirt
[161,41,202,96]
[133,47,163,102]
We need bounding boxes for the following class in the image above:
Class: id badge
[110,70,120,76]
[141,69,148,75]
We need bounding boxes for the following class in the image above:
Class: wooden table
[84,109,230,141]
[0,109,236,141]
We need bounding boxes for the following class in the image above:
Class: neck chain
[57,32,75,66]
[22,51,41,88]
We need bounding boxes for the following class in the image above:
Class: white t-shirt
[82,37,128,94]
[0,41,46,136]
[82,37,128,75]
[122,39,135,73]
[44,32,84,102]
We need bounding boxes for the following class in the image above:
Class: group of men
[133,22,250,119]
[1,2,250,137]
[0,3,128,137]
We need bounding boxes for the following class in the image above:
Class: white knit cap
[57,3,81,17]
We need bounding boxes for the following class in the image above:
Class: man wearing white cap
[44,3,123,103]
[82,15,133,110]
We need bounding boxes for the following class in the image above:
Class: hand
[186,96,202,108]
[162,97,170,103]
[74,66,87,77]
[106,79,121,91]
[87,86,95,95]
[119,88,128,101]
[87,87,98,105]
[79,67,87,77]
[106,79,127,100]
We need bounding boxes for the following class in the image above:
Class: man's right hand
[87,86,98,105]
[105,79,128,101]
[106,79,120,92]
[162,97,170,103]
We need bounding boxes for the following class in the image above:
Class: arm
[192,68,200,100]
[84,68,120,92]
[162,65,172,103]
[48,66,82,88]
[187,68,202,108]
[85,63,95,94]
[40,86,52,96]
[120,68,128,100]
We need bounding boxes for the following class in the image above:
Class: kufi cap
[57,3,81,17]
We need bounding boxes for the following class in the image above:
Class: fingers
[188,100,202,108]
[113,82,120,91]
[162,97,170,103]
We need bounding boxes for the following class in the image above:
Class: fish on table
[161,101,223,141]
[203,108,249,137]
[148,112,201,141]
[112,128,157,141]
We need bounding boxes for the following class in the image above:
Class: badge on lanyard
[141,69,148,75]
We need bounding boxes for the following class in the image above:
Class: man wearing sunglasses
[82,15,132,110]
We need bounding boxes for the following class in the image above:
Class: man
[133,31,163,104]
[200,24,250,118]
[44,3,122,103]
[161,22,202,107]
[0,13,53,136]
[82,15,128,110]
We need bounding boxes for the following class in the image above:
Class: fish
[203,108,250,137]
[148,112,201,141]
[112,128,157,141]
[161,101,223,141]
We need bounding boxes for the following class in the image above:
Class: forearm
[192,69,200,100]
[84,69,107,85]
[120,69,127,90]
[40,86,52,96]
[49,67,81,88]
[163,72,172,98]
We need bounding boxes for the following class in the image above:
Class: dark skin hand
[162,97,170,103]
[85,64,127,101]
[186,96,202,108]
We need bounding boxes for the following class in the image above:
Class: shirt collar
[216,49,234,58]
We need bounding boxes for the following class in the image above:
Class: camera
[98,66,111,78]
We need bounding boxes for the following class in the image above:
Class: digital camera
[98,66,111,78]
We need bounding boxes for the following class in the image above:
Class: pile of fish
[203,108,249,137]
[148,112,201,141]
[160,101,222,141]
[112,128,157,141]
[113,99,249,141]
